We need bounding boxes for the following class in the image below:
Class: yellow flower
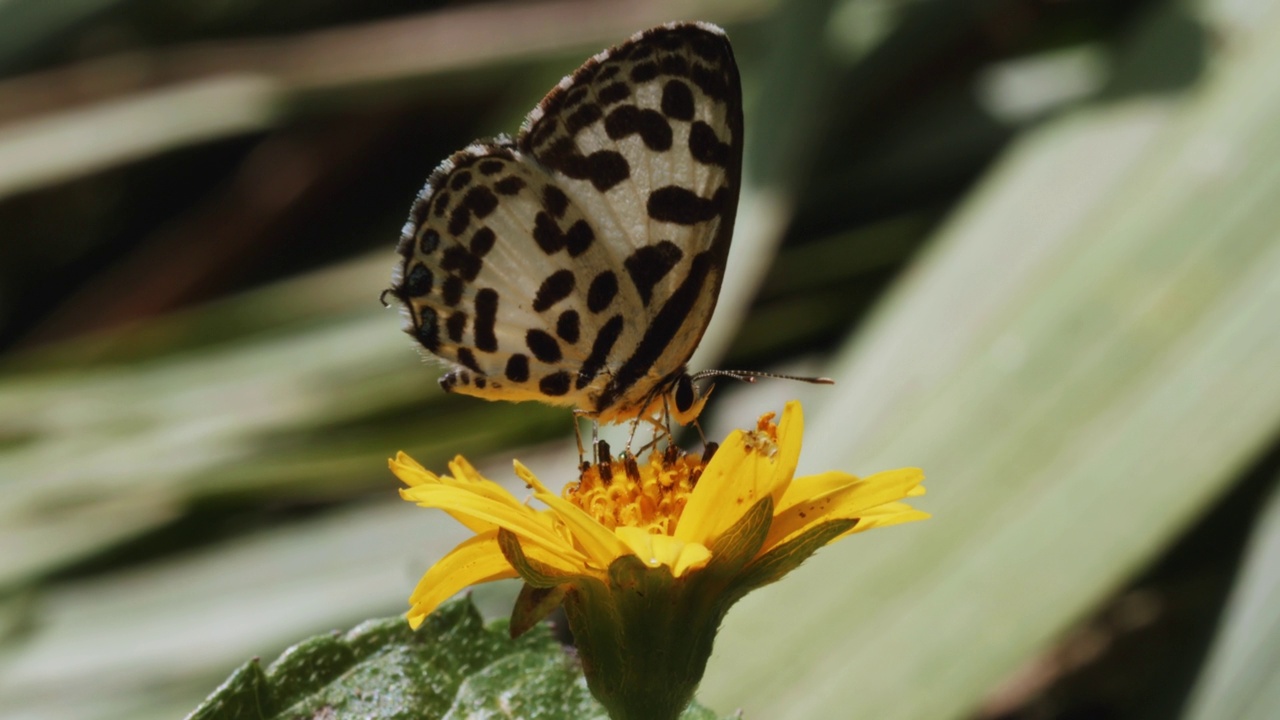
[392,401,927,720]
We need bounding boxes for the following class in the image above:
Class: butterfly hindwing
[391,22,743,422]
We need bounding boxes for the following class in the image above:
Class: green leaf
[186,596,729,720]
[1184,470,1280,720]
[703,3,1280,718]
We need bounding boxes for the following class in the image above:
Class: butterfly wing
[390,22,743,421]
[517,22,744,419]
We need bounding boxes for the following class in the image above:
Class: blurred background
[2,0,1278,718]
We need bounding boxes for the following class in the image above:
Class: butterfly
[388,22,743,427]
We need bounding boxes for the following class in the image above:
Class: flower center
[563,445,712,534]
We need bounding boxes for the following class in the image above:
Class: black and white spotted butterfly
[388,22,751,427]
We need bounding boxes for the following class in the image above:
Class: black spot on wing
[442,276,464,307]
[494,176,525,195]
[575,314,623,389]
[565,220,594,257]
[624,241,682,306]
[441,245,482,282]
[539,139,630,192]
[691,63,729,101]
[659,54,689,77]
[533,213,594,258]
[446,310,466,342]
[478,159,505,175]
[405,264,434,297]
[689,30,723,61]
[543,185,569,218]
[566,103,603,135]
[433,192,450,218]
[562,86,588,110]
[604,105,673,151]
[447,204,470,236]
[598,81,630,106]
[556,310,580,344]
[533,270,575,312]
[528,117,558,151]
[419,228,440,255]
[473,288,499,352]
[464,186,498,219]
[534,212,565,255]
[439,369,461,393]
[596,251,714,413]
[647,186,728,225]
[628,43,653,61]
[661,80,695,121]
[449,171,472,191]
[415,306,440,352]
[526,329,562,363]
[587,271,618,313]
[505,354,530,382]
[470,227,496,257]
[631,62,658,83]
[539,371,572,396]
[688,121,731,168]
[456,347,483,373]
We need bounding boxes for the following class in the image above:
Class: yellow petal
[406,531,516,628]
[615,527,712,577]
[838,507,932,539]
[675,428,754,546]
[533,490,631,570]
[763,468,926,551]
[389,452,437,487]
[513,459,555,495]
[400,484,587,564]
[678,404,806,547]
[396,453,543,514]
[776,470,861,513]
[771,401,804,500]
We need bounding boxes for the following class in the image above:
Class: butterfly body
[390,22,742,424]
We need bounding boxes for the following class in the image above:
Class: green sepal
[565,556,733,720]
[729,517,859,602]
[499,526,577,587]
[705,496,773,577]
[510,581,568,639]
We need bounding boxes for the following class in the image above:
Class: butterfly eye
[673,374,696,414]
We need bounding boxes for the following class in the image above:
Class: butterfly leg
[572,410,588,470]
[691,418,708,447]
[624,414,644,454]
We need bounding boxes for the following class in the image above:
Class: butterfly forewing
[391,22,743,422]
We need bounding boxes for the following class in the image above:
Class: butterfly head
[667,371,712,426]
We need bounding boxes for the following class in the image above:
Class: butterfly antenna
[690,369,835,385]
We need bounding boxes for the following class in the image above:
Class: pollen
[743,411,779,458]
[564,445,709,534]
